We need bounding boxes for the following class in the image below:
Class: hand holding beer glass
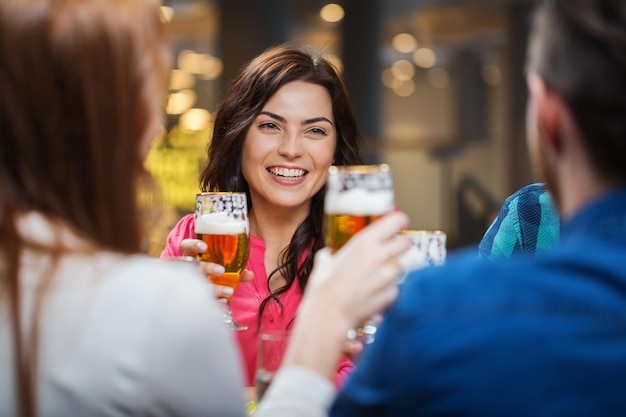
[324,164,395,344]
[195,192,250,330]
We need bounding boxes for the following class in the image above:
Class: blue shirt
[479,183,560,261]
[331,188,626,417]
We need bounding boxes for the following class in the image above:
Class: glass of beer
[195,192,250,330]
[324,164,395,344]
[397,230,447,284]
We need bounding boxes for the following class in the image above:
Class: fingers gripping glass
[195,192,250,331]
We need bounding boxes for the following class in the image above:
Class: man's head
[525,0,626,212]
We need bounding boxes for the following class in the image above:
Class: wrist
[282,298,351,381]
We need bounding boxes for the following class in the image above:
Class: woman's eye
[307,127,327,136]
[259,122,279,131]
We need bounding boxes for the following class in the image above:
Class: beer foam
[195,212,248,234]
[325,188,394,215]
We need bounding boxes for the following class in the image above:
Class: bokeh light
[392,33,418,53]
[413,48,437,69]
[320,4,344,23]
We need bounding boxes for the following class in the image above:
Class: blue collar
[561,187,626,242]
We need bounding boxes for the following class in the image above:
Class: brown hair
[527,0,626,183]
[0,0,168,415]
[200,44,362,328]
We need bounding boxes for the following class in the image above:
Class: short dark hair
[527,0,626,183]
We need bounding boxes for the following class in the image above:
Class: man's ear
[528,73,564,154]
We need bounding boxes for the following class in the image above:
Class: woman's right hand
[179,238,254,299]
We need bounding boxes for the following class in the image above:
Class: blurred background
[145,0,537,255]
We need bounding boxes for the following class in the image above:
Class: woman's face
[242,80,337,213]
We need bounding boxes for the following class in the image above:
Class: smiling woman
[160,44,363,388]
[242,81,336,211]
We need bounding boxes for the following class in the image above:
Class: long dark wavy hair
[0,1,168,415]
[200,44,362,328]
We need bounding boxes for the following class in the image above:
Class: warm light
[390,77,404,90]
[180,108,211,131]
[169,69,195,90]
[413,48,437,68]
[178,50,203,74]
[166,89,197,115]
[199,55,223,80]
[381,68,395,88]
[320,4,344,23]
[481,64,501,86]
[392,33,418,53]
[427,68,449,89]
[391,60,415,81]
[392,79,415,97]
[160,6,174,23]
[178,51,222,77]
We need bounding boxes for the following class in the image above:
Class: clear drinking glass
[195,192,250,330]
[397,230,447,284]
[324,164,395,344]
[255,330,289,402]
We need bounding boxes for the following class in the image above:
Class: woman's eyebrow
[259,111,286,123]
[302,116,334,126]
[259,111,334,127]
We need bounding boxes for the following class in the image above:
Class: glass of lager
[324,164,395,344]
[195,192,250,330]
[397,230,447,284]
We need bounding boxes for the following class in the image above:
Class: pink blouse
[160,214,354,387]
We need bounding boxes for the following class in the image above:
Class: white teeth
[268,167,306,178]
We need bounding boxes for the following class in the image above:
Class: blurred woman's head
[0,4,168,412]
[0,0,169,252]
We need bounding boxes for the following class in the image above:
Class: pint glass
[324,164,395,343]
[195,192,250,330]
[397,230,447,283]
[325,164,395,252]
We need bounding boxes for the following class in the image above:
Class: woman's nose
[277,132,304,158]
